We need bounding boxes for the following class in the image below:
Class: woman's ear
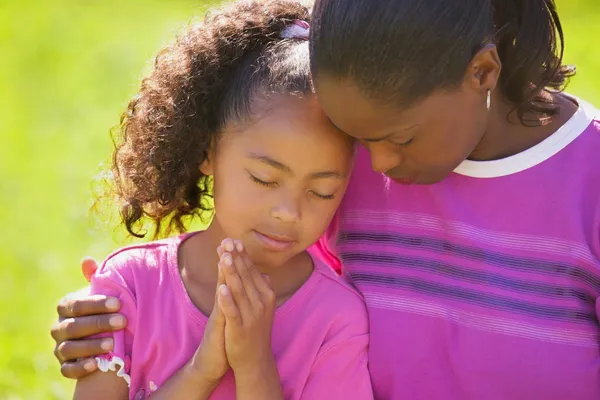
[466,43,502,92]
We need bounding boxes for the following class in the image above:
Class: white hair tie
[280,20,310,40]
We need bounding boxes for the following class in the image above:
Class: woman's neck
[469,92,578,162]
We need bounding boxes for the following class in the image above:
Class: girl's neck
[469,91,578,162]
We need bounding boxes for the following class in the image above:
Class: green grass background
[1,0,599,398]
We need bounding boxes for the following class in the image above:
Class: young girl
[71,1,371,399]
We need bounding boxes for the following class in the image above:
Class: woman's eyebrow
[363,124,419,142]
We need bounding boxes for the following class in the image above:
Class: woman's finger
[56,295,121,319]
[54,337,113,363]
[51,313,126,342]
[80,257,100,282]
[60,358,98,379]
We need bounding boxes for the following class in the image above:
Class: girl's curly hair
[108,0,312,239]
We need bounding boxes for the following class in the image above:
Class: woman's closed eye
[394,137,414,148]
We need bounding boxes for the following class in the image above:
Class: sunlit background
[1,0,599,398]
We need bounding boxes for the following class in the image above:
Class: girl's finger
[239,244,272,295]
[217,262,226,285]
[231,244,262,308]
[217,284,241,328]
[220,238,235,253]
[212,263,227,312]
[220,252,251,316]
[212,292,226,326]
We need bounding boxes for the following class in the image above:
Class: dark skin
[51,45,578,378]
[315,45,577,185]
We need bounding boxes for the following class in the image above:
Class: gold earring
[486,89,491,111]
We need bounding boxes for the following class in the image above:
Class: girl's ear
[200,142,215,176]
[200,156,214,176]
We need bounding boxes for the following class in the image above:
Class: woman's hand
[51,257,127,379]
[217,239,277,375]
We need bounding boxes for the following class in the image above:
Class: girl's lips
[252,230,296,251]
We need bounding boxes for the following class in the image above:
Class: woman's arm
[51,257,127,379]
[73,370,129,400]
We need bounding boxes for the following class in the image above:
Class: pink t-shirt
[90,233,372,400]
[313,97,600,399]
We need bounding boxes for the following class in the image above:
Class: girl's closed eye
[249,173,278,188]
[311,191,335,200]
[249,170,336,200]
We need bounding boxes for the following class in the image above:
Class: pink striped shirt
[313,98,600,399]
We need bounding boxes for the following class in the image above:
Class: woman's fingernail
[105,298,119,311]
[83,360,97,371]
[109,315,125,328]
[223,254,232,266]
[101,338,113,351]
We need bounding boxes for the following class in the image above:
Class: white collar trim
[453,96,598,178]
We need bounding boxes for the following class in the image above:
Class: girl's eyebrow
[248,153,291,173]
[248,152,345,179]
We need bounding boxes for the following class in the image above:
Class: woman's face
[314,77,488,185]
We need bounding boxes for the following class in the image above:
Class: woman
[51,0,600,398]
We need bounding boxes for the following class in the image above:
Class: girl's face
[314,77,488,185]
[204,94,354,268]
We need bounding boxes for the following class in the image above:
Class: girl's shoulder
[93,234,188,298]
[303,253,369,330]
[99,234,186,273]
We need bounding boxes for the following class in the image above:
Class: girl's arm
[152,251,231,400]
[148,361,220,400]
[217,240,284,400]
[73,370,128,400]
[233,359,283,400]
